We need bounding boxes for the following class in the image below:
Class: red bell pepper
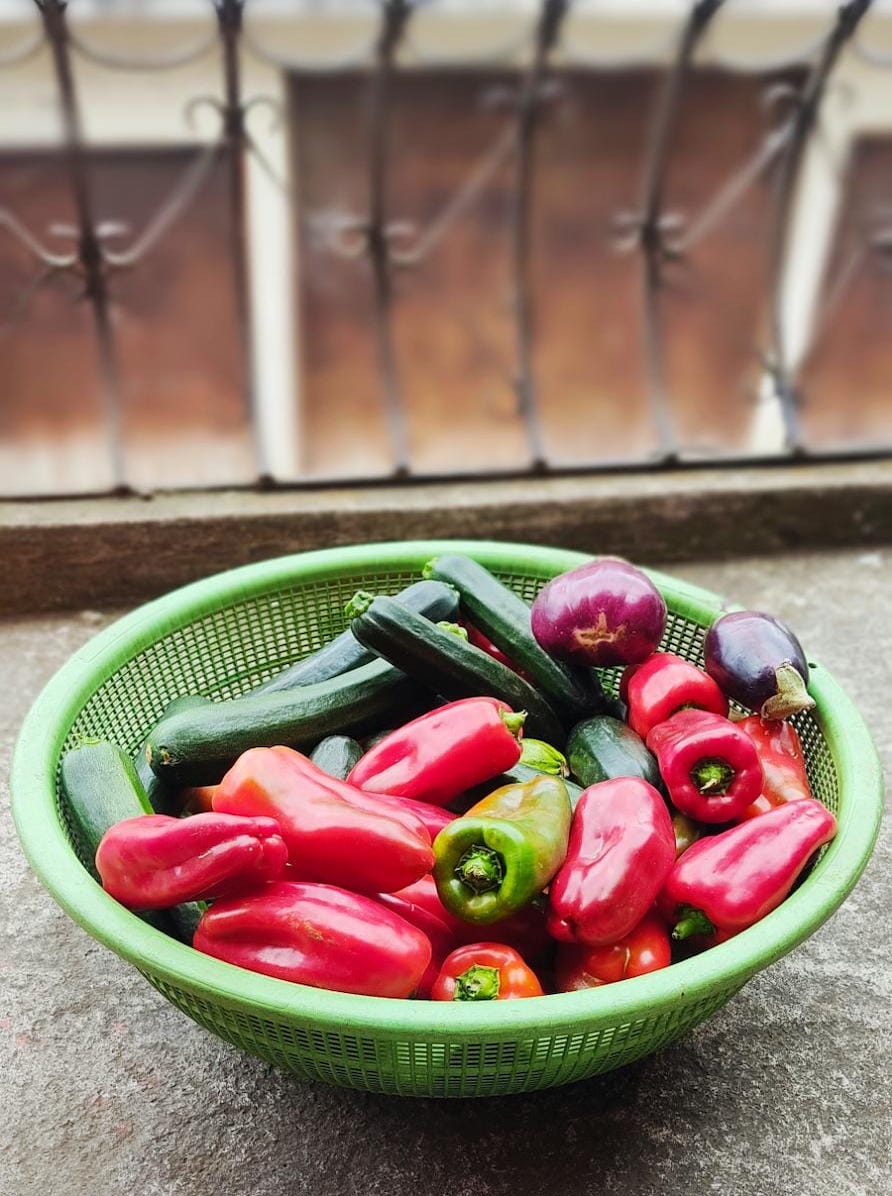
[213,746,434,894]
[388,875,554,968]
[623,652,728,740]
[735,714,814,820]
[547,777,676,947]
[348,697,524,807]
[430,943,543,1001]
[194,881,432,998]
[461,622,531,681]
[555,912,671,990]
[372,882,457,999]
[647,709,763,823]
[660,798,837,939]
[95,812,287,910]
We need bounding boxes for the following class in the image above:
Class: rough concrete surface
[2,549,890,1196]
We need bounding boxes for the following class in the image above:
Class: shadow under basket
[10,540,883,1097]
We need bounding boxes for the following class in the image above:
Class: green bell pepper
[433,775,572,925]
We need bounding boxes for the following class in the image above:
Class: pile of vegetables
[61,553,835,1002]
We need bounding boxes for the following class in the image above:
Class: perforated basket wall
[13,541,881,1097]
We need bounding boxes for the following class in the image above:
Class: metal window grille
[1,0,891,496]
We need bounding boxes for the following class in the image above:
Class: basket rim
[10,539,884,1038]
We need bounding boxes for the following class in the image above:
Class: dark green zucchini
[252,579,458,694]
[146,658,424,787]
[309,735,364,781]
[566,716,661,790]
[60,739,201,942]
[347,593,565,745]
[135,694,212,813]
[423,554,607,724]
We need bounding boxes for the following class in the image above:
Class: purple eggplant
[531,558,666,668]
[704,610,815,720]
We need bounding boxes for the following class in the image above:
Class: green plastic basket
[10,541,883,1097]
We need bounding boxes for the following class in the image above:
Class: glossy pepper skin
[623,652,728,740]
[431,943,543,1001]
[433,776,572,925]
[735,714,814,820]
[213,746,433,894]
[548,777,675,947]
[390,875,554,967]
[661,798,837,939]
[194,881,432,998]
[372,882,457,999]
[348,697,524,807]
[555,913,671,991]
[647,709,763,824]
[95,812,287,910]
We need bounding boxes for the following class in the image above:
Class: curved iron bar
[765,0,875,455]
[364,0,414,478]
[389,123,516,266]
[852,27,892,67]
[102,141,223,268]
[242,26,376,74]
[619,0,728,463]
[559,26,677,70]
[67,28,217,73]
[673,83,800,254]
[0,28,45,69]
[32,0,127,488]
[701,30,827,74]
[403,23,533,68]
[508,0,571,472]
[0,207,78,268]
[798,206,892,375]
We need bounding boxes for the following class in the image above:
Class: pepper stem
[760,663,816,721]
[437,621,468,640]
[454,845,504,894]
[453,964,501,1002]
[499,710,527,740]
[690,757,735,795]
[421,559,437,581]
[672,906,715,941]
[345,590,375,620]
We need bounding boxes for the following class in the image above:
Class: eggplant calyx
[760,663,816,721]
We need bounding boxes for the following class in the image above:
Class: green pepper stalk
[432,775,572,925]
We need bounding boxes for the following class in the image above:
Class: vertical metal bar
[214,0,268,480]
[766,0,874,455]
[635,0,726,462]
[365,0,412,478]
[511,0,568,472]
[36,0,126,490]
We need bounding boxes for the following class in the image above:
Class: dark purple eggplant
[703,610,815,720]
[531,557,666,668]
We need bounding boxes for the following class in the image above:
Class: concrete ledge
[4,459,891,614]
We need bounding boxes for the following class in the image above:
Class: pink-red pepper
[95,812,287,910]
[734,714,814,821]
[384,875,554,968]
[647,709,763,823]
[660,798,837,940]
[430,943,543,1001]
[461,622,532,682]
[547,777,676,947]
[623,652,729,740]
[373,881,458,999]
[194,881,432,998]
[555,912,671,990]
[213,746,434,894]
[347,697,524,807]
